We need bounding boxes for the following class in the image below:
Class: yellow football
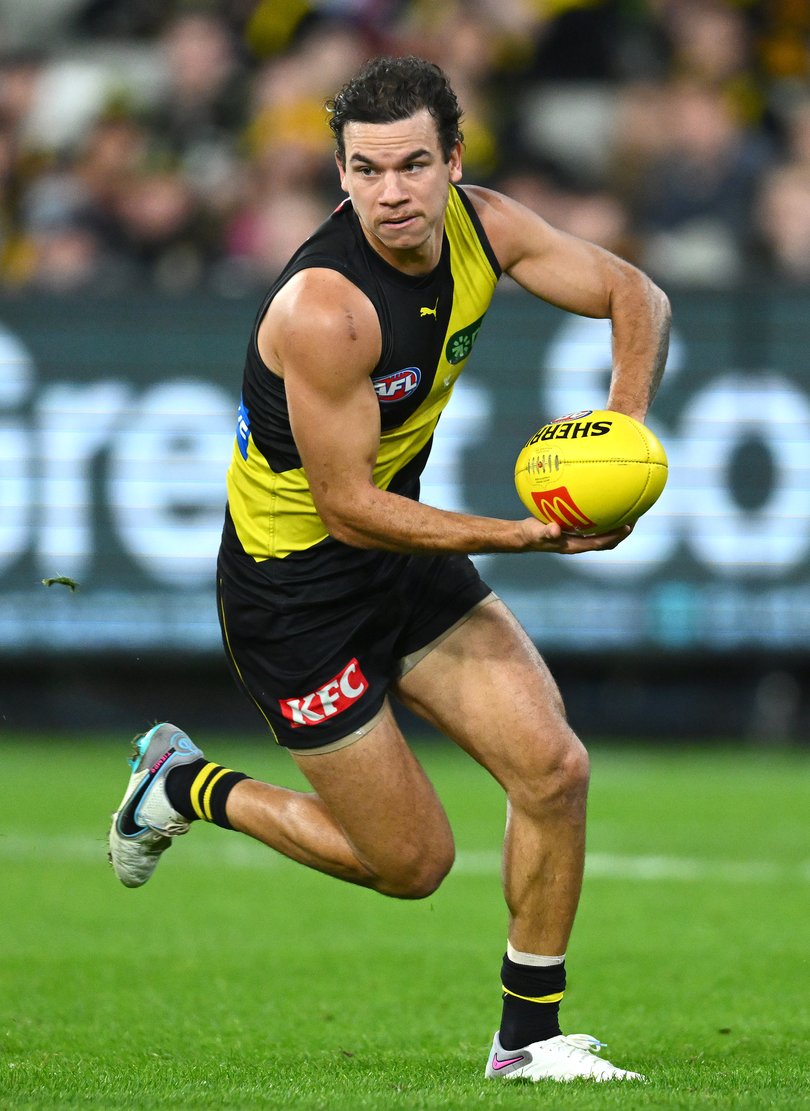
[514,409,668,534]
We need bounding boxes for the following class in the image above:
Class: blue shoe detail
[108,722,205,888]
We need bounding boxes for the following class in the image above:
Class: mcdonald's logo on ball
[514,410,668,535]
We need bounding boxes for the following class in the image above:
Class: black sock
[498,954,566,1050]
[166,758,250,830]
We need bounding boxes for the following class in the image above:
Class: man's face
[336,108,462,271]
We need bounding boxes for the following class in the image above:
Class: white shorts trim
[396,590,499,678]
[291,702,388,756]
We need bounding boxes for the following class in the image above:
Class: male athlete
[109,56,670,1082]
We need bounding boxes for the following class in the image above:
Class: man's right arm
[258,268,627,556]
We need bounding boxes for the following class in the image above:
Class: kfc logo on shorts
[279,658,369,727]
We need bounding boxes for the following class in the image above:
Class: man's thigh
[290,701,454,882]
[394,599,577,782]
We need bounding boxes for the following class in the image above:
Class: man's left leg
[108,706,454,895]
[394,597,644,1082]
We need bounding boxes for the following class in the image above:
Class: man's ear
[335,151,348,192]
[449,141,463,184]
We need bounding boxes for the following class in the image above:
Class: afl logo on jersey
[372,366,421,404]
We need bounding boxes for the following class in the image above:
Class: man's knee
[506,729,590,817]
[374,834,456,900]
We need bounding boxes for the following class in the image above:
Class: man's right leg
[110,703,455,899]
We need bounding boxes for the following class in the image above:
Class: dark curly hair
[327,56,464,165]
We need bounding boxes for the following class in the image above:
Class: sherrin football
[514,409,668,534]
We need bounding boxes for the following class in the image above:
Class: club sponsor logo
[279,658,369,727]
[446,315,484,365]
[531,485,596,530]
[236,395,251,459]
[372,366,421,403]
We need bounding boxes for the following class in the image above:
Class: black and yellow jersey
[218,184,501,597]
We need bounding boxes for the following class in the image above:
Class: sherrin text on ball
[514,409,668,534]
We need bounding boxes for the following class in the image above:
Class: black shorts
[216,551,492,752]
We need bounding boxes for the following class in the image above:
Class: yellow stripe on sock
[502,987,565,1004]
[190,763,220,820]
[201,767,231,822]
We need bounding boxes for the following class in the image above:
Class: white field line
[451,850,808,883]
[1,833,808,884]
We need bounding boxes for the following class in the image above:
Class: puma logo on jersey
[420,298,439,318]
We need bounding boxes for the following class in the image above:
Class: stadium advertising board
[2,290,808,657]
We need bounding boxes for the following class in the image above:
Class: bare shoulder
[463,184,557,271]
[258,267,381,378]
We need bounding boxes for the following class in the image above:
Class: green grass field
[2,733,808,1110]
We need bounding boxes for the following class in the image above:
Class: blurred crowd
[1,0,810,295]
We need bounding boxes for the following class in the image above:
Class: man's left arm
[467,186,671,422]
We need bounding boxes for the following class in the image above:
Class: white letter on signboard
[0,329,34,573]
[109,380,233,587]
[37,381,130,576]
[679,374,810,575]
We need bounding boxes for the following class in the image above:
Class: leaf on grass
[41,575,79,592]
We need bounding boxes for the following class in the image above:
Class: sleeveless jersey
[218,184,500,596]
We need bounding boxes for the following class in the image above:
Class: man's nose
[379,170,407,203]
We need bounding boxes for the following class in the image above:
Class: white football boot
[485,1031,646,1082]
[108,722,203,888]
